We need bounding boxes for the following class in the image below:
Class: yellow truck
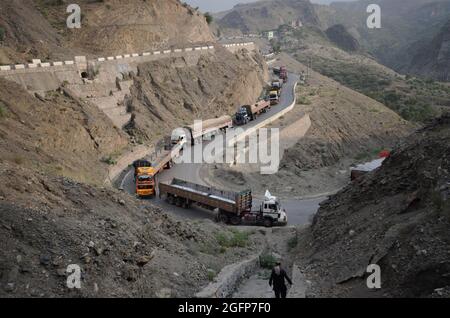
[133,161,157,197]
[269,90,280,105]
[133,141,185,198]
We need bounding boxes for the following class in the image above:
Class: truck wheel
[219,214,229,224]
[166,195,174,205]
[263,218,273,228]
[230,216,241,226]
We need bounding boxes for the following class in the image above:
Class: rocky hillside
[325,24,360,52]
[0,78,129,185]
[274,23,450,122]
[406,19,450,82]
[0,50,267,298]
[217,0,319,34]
[0,0,65,64]
[62,0,214,56]
[125,46,267,143]
[0,160,264,297]
[280,60,412,171]
[315,0,450,81]
[295,114,450,297]
[0,1,272,298]
[0,0,215,63]
[208,54,414,198]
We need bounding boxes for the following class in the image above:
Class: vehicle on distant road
[269,90,280,105]
[280,66,288,83]
[234,100,271,125]
[133,160,156,197]
[132,141,184,198]
[171,115,233,145]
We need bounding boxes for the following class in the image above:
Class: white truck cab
[171,128,187,145]
[260,191,288,226]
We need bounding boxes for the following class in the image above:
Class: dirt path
[232,270,274,298]
[231,227,300,298]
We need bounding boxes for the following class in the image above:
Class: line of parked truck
[234,66,288,126]
[130,66,290,226]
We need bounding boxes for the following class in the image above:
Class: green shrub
[204,12,213,25]
[298,95,312,105]
[215,230,249,248]
[354,152,369,161]
[0,102,6,118]
[431,190,450,218]
[13,156,24,165]
[293,54,445,123]
[287,235,298,250]
[216,232,229,247]
[230,231,249,247]
[101,156,116,165]
[259,253,277,269]
[207,269,216,281]
[0,27,5,42]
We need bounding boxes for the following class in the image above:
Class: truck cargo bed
[159,179,252,214]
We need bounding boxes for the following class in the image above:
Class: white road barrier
[0,42,256,75]
[228,81,299,148]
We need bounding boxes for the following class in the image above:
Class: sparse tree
[0,27,5,42]
[205,12,213,25]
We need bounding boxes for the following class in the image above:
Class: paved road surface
[119,73,326,225]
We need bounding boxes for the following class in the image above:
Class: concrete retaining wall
[228,81,299,148]
[195,254,261,298]
[0,42,254,92]
[232,113,311,167]
[223,42,256,54]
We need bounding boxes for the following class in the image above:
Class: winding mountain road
[119,73,326,225]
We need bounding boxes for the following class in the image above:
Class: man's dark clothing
[274,288,287,299]
[269,267,292,299]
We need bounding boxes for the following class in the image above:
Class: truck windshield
[138,185,153,190]
[275,200,281,210]
[138,176,153,182]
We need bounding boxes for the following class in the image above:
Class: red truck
[280,66,288,83]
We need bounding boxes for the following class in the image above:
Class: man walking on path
[269,261,292,298]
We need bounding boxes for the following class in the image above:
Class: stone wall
[0,43,255,93]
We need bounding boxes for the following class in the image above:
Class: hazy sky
[182,0,356,13]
